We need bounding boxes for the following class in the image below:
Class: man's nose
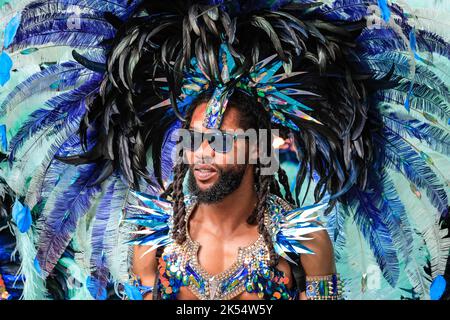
[194,138,215,163]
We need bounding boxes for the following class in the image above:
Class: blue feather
[383,113,450,156]
[0,51,13,86]
[90,253,109,299]
[358,52,450,101]
[7,108,77,164]
[7,74,101,163]
[379,129,448,216]
[376,83,450,122]
[86,275,107,300]
[160,121,182,185]
[91,179,117,252]
[11,29,110,51]
[0,62,86,118]
[361,4,449,60]
[378,170,414,263]
[358,28,409,56]
[90,176,122,288]
[389,4,449,59]
[3,13,21,48]
[377,0,390,23]
[325,205,348,261]
[430,275,447,300]
[39,131,97,204]
[33,257,42,277]
[415,29,450,60]
[47,75,102,140]
[0,124,7,153]
[10,0,140,50]
[123,283,143,300]
[405,29,421,112]
[13,17,115,45]
[350,187,400,287]
[36,163,103,276]
[12,198,32,233]
[318,0,376,22]
[21,0,138,20]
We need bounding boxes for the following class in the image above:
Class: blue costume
[127,191,340,300]
[0,0,449,300]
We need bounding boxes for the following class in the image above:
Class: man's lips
[193,164,218,182]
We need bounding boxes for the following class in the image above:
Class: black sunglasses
[179,129,247,153]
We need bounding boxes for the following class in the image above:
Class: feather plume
[36,163,103,276]
[379,129,448,216]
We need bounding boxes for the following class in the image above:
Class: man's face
[183,102,252,203]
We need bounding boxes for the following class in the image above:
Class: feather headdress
[0,0,448,300]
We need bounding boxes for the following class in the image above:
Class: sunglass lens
[179,130,202,151]
[207,132,233,153]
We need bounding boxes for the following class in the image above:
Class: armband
[131,275,154,298]
[305,274,342,300]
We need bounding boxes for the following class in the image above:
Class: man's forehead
[189,102,241,131]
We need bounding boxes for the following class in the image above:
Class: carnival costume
[0,0,449,300]
[128,191,341,300]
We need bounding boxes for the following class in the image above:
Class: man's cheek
[213,152,229,166]
[184,150,195,164]
[235,141,249,165]
[215,148,238,165]
[248,143,258,164]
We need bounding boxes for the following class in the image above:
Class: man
[131,90,338,300]
[2,0,448,301]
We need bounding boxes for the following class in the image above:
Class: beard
[187,164,247,204]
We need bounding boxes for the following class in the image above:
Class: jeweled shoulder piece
[125,190,195,254]
[125,191,174,254]
[267,194,328,264]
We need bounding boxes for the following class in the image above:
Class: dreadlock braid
[171,161,189,244]
[168,100,197,244]
[236,91,280,267]
[256,168,279,267]
[270,176,283,199]
[277,166,295,206]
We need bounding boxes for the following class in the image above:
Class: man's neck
[194,167,258,238]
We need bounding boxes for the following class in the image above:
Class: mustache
[190,157,214,164]
[189,161,219,170]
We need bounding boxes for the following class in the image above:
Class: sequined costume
[127,191,342,300]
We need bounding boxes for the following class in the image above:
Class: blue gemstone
[430,275,447,300]
[332,274,338,294]
[319,280,325,295]
[185,262,201,284]
[234,265,248,280]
